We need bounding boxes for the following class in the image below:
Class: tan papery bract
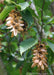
[31,43,48,70]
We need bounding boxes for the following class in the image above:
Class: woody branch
[28,0,46,40]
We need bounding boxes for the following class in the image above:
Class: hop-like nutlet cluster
[6,10,24,37]
[31,43,48,70]
[0,0,4,4]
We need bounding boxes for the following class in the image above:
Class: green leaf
[17,0,24,3]
[11,42,18,50]
[47,40,54,52]
[6,0,11,3]
[0,4,3,7]
[21,9,34,27]
[46,17,54,24]
[47,47,54,64]
[20,38,38,55]
[22,62,29,75]
[19,2,29,11]
[0,5,15,21]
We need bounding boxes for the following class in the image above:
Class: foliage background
[0,0,54,75]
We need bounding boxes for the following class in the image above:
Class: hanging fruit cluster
[31,43,48,70]
[6,10,24,37]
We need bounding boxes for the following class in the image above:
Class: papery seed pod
[6,10,25,37]
[41,64,44,70]
[31,43,48,70]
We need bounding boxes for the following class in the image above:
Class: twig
[41,0,45,39]
[41,0,45,26]
[28,0,46,40]
[3,32,10,38]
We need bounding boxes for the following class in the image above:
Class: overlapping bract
[31,43,48,70]
[6,10,24,37]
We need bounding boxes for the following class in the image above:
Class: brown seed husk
[31,43,48,70]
